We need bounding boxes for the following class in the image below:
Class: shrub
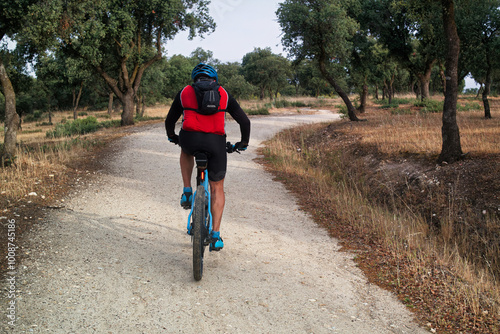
[458,102,482,111]
[274,100,291,108]
[414,99,443,113]
[100,119,121,128]
[335,104,349,119]
[374,98,412,107]
[24,111,44,123]
[291,101,307,107]
[245,108,270,115]
[46,116,101,138]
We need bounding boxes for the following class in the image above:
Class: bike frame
[186,157,213,238]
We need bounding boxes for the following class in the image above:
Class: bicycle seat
[194,152,208,169]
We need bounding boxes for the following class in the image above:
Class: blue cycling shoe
[210,231,224,251]
[180,187,192,210]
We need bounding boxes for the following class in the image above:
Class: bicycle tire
[192,185,206,281]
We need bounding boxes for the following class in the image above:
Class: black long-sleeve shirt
[165,89,251,145]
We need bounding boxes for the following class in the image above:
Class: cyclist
[165,63,250,250]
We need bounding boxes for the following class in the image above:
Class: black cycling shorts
[179,129,227,182]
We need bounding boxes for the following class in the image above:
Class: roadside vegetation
[261,95,499,333]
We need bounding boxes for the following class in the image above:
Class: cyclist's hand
[168,134,179,145]
[234,142,248,151]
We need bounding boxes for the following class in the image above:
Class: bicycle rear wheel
[192,185,207,281]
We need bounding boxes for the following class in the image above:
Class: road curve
[7,112,427,333]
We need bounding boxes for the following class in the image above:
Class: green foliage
[335,104,349,119]
[294,60,334,96]
[99,119,121,128]
[46,116,103,138]
[44,114,164,138]
[241,48,292,99]
[458,102,482,112]
[23,111,44,123]
[277,0,359,62]
[245,108,270,115]
[164,55,197,97]
[414,99,443,113]
[272,100,308,108]
[374,97,413,108]
[273,100,291,108]
[224,74,257,101]
[456,0,500,87]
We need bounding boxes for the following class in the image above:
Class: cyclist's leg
[209,179,225,232]
[180,149,194,188]
[179,131,196,209]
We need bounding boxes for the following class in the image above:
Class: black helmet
[191,63,218,82]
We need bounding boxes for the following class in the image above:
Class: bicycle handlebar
[226,142,246,154]
[169,136,245,154]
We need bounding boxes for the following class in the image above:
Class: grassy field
[1,94,499,333]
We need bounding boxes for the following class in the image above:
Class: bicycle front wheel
[192,185,207,281]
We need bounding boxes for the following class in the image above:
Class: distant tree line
[1,0,499,163]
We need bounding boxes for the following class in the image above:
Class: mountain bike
[186,142,243,281]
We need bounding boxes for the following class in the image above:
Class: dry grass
[360,107,500,156]
[260,95,500,333]
[13,105,169,145]
[1,105,169,206]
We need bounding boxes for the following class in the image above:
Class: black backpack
[188,80,225,115]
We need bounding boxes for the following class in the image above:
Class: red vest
[180,85,228,135]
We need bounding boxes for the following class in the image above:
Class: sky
[166,0,286,62]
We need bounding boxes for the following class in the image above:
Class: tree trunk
[439,64,446,95]
[417,60,435,101]
[482,79,492,119]
[357,82,368,113]
[438,0,463,164]
[48,95,52,124]
[135,92,141,116]
[259,87,265,100]
[141,96,145,117]
[73,82,83,120]
[318,58,360,121]
[108,92,114,115]
[95,52,162,126]
[482,51,492,119]
[476,83,483,99]
[389,71,396,102]
[375,84,379,100]
[382,79,388,100]
[121,90,135,126]
[0,58,20,164]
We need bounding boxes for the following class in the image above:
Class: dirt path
[6,113,426,333]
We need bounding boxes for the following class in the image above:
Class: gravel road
[5,112,427,333]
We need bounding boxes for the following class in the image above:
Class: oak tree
[277,0,361,121]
